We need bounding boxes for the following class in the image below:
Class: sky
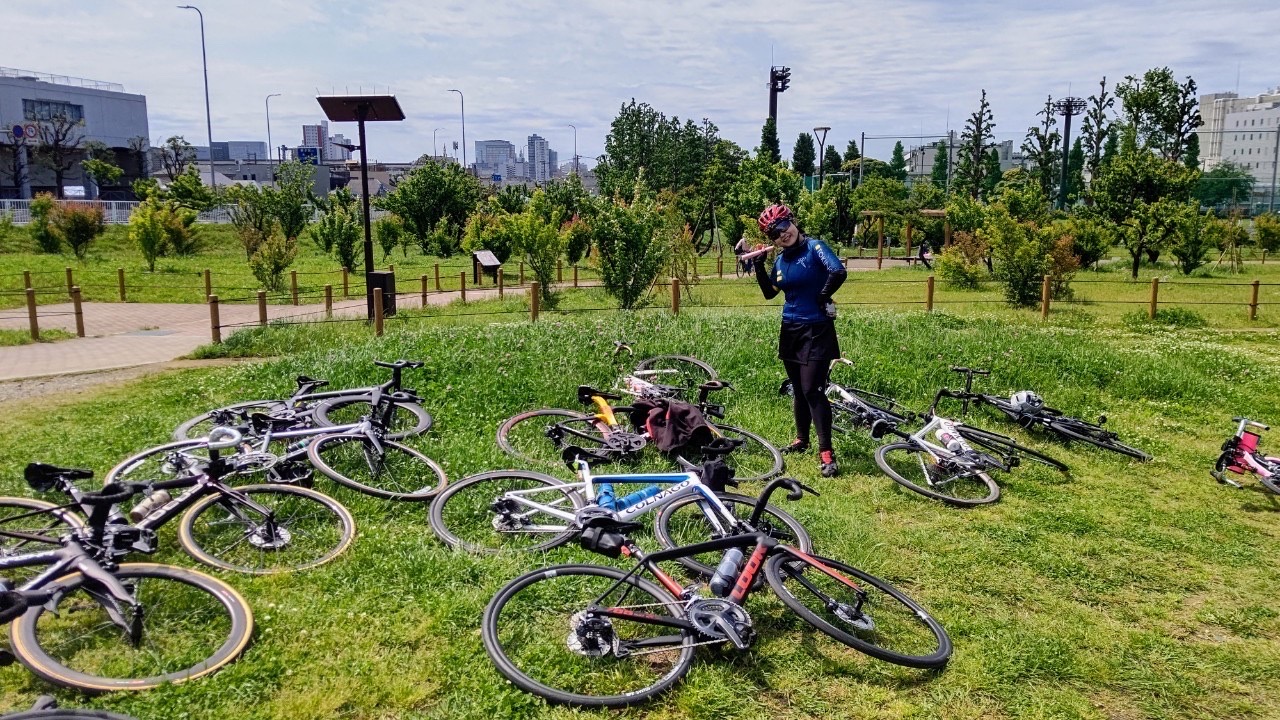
[5,0,1279,166]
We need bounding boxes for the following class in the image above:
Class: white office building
[1205,88,1280,188]
[528,134,553,183]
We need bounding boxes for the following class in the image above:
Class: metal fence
[0,200,389,226]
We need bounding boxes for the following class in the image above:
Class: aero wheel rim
[320,438,440,498]
[660,495,804,575]
[489,569,693,704]
[184,488,352,573]
[679,426,781,482]
[435,475,578,553]
[885,447,996,503]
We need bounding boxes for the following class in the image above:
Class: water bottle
[934,420,966,454]
[285,439,310,455]
[595,483,617,511]
[709,548,745,597]
[614,485,662,511]
[128,489,172,523]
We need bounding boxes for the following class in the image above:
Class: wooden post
[290,270,299,306]
[520,261,526,286]
[944,220,952,249]
[717,257,724,278]
[876,216,885,270]
[1148,277,1159,320]
[530,281,540,322]
[498,268,505,299]
[388,263,395,276]
[1261,250,1267,265]
[693,256,699,280]
[324,284,333,318]
[257,291,267,326]
[22,270,31,289]
[117,268,126,302]
[25,288,38,341]
[557,260,563,283]
[433,263,441,292]
[341,267,349,298]
[1249,279,1260,321]
[1040,274,1052,320]
[203,269,212,300]
[65,267,74,296]
[208,295,221,343]
[421,275,428,308]
[905,222,913,259]
[71,286,85,337]
[926,275,935,313]
[460,272,467,302]
[573,265,579,288]
[373,287,384,337]
[671,277,681,316]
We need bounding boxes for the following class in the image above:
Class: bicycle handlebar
[374,359,423,370]
[950,366,990,376]
[612,340,635,356]
[206,426,243,450]
[1233,417,1270,431]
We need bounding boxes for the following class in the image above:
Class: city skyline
[5,0,1279,165]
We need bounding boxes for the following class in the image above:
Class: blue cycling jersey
[767,238,846,323]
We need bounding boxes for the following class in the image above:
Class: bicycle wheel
[875,443,1000,506]
[2,707,138,720]
[104,440,211,487]
[177,484,356,574]
[482,564,695,707]
[0,498,86,587]
[674,425,784,483]
[10,563,254,692]
[311,395,433,440]
[430,470,582,553]
[652,491,811,579]
[497,409,615,468]
[172,400,291,441]
[764,552,951,669]
[956,425,1069,472]
[632,355,717,396]
[306,434,447,501]
[1046,419,1151,462]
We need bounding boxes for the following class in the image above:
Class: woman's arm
[754,257,780,300]
[814,241,847,301]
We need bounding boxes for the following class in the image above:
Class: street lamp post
[178,5,215,189]
[265,93,280,165]
[568,124,579,176]
[813,126,830,189]
[433,128,444,158]
[448,89,467,175]
[1052,97,1087,210]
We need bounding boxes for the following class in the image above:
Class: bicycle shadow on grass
[1235,484,1280,513]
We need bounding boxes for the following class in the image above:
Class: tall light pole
[265,93,280,164]
[178,5,215,189]
[568,124,579,175]
[433,128,444,158]
[812,126,830,189]
[448,89,467,175]
[1053,97,1087,210]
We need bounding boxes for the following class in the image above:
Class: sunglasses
[766,219,792,240]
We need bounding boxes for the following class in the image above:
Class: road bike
[0,463,253,692]
[1212,417,1280,494]
[943,366,1151,461]
[430,455,809,565]
[870,378,1069,506]
[113,387,446,502]
[10,428,355,575]
[480,477,951,707]
[780,358,916,436]
[173,359,432,441]
[0,693,136,720]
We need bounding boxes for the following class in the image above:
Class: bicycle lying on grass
[481,477,951,707]
[430,452,809,560]
[0,693,136,720]
[8,428,355,575]
[945,366,1151,461]
[781,358,916,435]
[0,461,253,692]
[1212,417,1280,494]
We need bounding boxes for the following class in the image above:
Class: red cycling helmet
[757,204,793,234]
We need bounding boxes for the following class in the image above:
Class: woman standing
[753,204,847,477]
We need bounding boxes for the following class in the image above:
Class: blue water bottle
[614,485,662,511]
[709,548,745,597]
[595,483,617,510]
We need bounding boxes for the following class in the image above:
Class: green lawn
[1,303,1278,719]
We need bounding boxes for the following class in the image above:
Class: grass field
[1,302,1278,719]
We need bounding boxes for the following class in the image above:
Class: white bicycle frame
[897,416,988,489]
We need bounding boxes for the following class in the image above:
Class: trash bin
[366,270,397,318]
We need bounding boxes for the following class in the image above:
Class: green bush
[1252,212,1280,254]
[935,231,988,290]
[503,192,564,303]
[592,186,670,310]
[310,204,361,271]
[51,202,105,259]
[249,233,298,292]
[462,211,512,264]
[562,216,593,265]
[374,216,404,260]
[162,203,201,257]
[1123,307,1207,330]
[29,194,61,254]
[1169,208,1213,276]
[226,185,276,260]
[983,206,1046,307]
[1061,216,1114,269]
[0,211,14,251]
[128,200,171,271]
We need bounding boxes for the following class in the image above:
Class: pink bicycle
[1212,417,1280,494]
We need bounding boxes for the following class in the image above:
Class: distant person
[733,236,752,273]
[751,204,847,477]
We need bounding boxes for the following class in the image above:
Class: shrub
[1062,216,1114,270]
[592,188,669,310]
[0,211,14,252]
[1045,232,1080,299]
[162,203,201,257]
[426,218,461,257]
[310,205,360,271]
[935,231,989,290]
[1169,208,1213,276]
[504,193,565,304]
[1123,307,1207,331]
[227,185,276,260]
[461,211,512,264]
[29,193,61,253]
[375,216,404,260]
[562,216,593,265]
[249,233,298,292]
[983,206,1046,307]
[128,200,170,271]
[52,202,105,259]
[1252,212,1280,254]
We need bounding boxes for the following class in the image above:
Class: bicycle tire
[0,498,86,587]
[1046,419,1151,462]
[104,439,212,487]
[632,355,718,396]
[482,564,695,707]
[874,443,1000,506]
[1,709,138,720]
[497,408,618,468]
[764,552,951,669]
[172,400,293,441]
[674,425,784,483]
[956,425,1069,472]
[310,395,433,440]
[306,434,447,501]
[651,491,811,579]
[10,563,253,692]
[177,484,356,574]
[429,470,583,553]
[1257,457,1280,495]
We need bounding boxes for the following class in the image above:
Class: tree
[591,178,671,310]
[759,117,781,164]
[1168,205,1215,275]
[1183,131,1201,171]
[81,141,123,199]
[1254,212,1280,254]
[35,114,84,198]
[595,100,718,199]
[127,136,150,180]
[1080,76,1115,185]
[954,90,996,199]
[1102,131,1119,168]
[507,191,567,304]
[226,185,276,260]
[791,133,816,176]
[1022,96,1060,201]
[374,160,482,256]
[309,189,361,269]
[843,139,861,164]
[249,233,298,293]
[165,166,217,213]
[266,160,316,242]
[1067,138,1085,204]
[982,148,1003,199]
[52,202,105,259]
[823,145,843,176]
[888,141,908,182]
[158,136,196,182]
[930,142,949,189]
[1,134,30,196]
[1195,161,1254,209]
[1116,67,1203,161]
[129,199,183,271]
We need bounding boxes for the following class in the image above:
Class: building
[302,121,327,152]
[0,66,149,198]
[194,141,269,162]
[527,134,553,183]
[904,133,1021,184]
[1201,87,1280,188]
[328,134,353,161]
[474,139,518,179]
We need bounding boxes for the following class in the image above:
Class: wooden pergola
[857,209,951,269]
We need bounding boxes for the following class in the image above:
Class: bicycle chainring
[686,598,754,648]
[602,432,647,454]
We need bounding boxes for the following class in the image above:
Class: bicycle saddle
[24,463,93,492]
[561,445,612,468]
[295,375,329,390]
[698,380,733,393]
[698,437,743,458]
[577,385,621,404]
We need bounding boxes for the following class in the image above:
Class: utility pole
[1053,97,1086,210]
